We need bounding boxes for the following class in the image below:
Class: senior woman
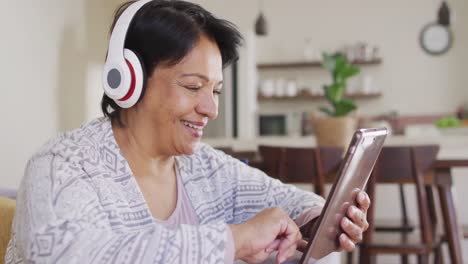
[6,1,370,263]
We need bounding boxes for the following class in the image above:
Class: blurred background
[1,1,467,263]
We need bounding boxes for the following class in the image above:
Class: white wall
[0,0,118,189]
[1,0,81,189]
[454,1,468,105]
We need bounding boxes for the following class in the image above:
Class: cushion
[0,196,16,262]
[0,188,16,200]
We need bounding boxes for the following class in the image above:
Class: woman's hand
[229,207,301,264]
[339,190,371,251]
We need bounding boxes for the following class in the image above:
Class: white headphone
[102,0,152,108]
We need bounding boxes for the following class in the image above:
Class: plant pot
[312,115,358,148]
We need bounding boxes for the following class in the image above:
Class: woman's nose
[196,89,218,120]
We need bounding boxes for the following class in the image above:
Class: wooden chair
[215,147,234,155]
[359,145,441,264]
[257,145,342,196]
[280,147,342,196]
[258,146,353,263]
[374,184,415,233]
[257,145,286,179]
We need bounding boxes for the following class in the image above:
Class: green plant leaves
[340,65,360,80]
[319,106,334,116]
[321,52,360,117]
[334,55,360,83]
[435,116,460,128]
[323,83,344,103]
[334,55,346,82]
[334,99,357,117]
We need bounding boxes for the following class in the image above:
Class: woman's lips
[180,120,204,138]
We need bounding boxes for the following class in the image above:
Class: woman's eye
[214,90,222,95]
[184,85,201,91]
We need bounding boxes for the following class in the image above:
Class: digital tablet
[298,127,388,263]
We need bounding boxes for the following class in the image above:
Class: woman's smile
[180,119,206,139]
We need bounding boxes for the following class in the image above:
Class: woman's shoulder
[30,117,110,167]
[22,118,112,194]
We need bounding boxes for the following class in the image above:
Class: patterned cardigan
[5,118,325,264]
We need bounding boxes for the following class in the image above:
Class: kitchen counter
[202,134,468,158]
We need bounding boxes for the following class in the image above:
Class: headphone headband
[106,0,152,63]
[102,0,151,107]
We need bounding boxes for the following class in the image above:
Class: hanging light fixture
[255,0,268,36]
[437,1,451,26]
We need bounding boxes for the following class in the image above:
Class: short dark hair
[101,0,243,125]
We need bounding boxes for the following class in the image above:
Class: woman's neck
[112,115,175,181]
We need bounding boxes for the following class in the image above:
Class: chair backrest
[215,147,234,156]
[258,145,343,196]
[374,145,439,183]
[0,196,16,262]
[258,145,285,179]
[282,147,342,196]
[313,147,343,181]
[364,145,439,245]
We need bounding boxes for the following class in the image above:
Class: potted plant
[313,52,361,147]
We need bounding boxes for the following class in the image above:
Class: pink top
[153,171,199,228]
[155,172,322,264]
[153,171,236,263]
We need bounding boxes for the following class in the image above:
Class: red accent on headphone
[119,59,137,101]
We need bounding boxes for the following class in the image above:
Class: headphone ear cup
[114,49,145,108]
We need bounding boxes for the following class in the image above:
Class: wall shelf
[258,90,382,101]
[257,58,382,70]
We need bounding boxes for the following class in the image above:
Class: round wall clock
[419,22,453,55]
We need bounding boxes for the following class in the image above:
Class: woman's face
[136,35,223,156]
